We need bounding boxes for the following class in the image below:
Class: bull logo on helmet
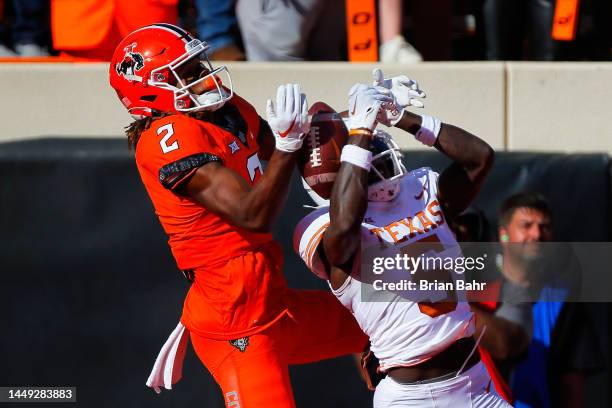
[115,43,145,77]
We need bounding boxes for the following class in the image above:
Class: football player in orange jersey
[109,24,368,407]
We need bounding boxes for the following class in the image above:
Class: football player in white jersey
[294,70,511,408]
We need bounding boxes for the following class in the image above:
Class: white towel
[145,321,189,393]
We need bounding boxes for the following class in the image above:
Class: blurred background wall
[0,62,610,154]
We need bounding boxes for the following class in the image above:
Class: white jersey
[293,167,475,371]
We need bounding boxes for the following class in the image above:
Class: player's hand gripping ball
[372,68,426,126]
[348,83,393,131]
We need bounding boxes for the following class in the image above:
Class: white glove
[372,68,426,126]
[348,84,393,132]
[266,83,310,152]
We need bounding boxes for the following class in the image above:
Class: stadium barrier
[0,62,610,154]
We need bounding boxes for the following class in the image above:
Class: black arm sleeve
[158,153,223,190]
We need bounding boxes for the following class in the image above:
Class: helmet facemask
[367,130,407,202]
[148,39,233,113]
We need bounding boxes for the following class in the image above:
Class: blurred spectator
[587,0,612,61]
[378,0,422,63]
[553,0,612,61]
[453,207,520,404]
[194,0,244,61]
[235,0,345,61]
[377,0,455,62]
[466,196,550,380]
[410,0,453,61]
[0,0,50,57]
[483,0,554,60]
[51,0,178,61]
[463,199,535,373]
[494,192,601,408]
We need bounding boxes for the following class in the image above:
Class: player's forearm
[395,110,494,175]
[325,135,370,266]
[238,149,296,232]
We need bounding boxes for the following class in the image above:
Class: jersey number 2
[157,123,179,154]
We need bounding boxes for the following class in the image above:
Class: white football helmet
[367,129,407,201]
[303,129,406,207]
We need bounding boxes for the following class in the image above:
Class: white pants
[373,362,512,408]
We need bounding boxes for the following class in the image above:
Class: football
[297,102,348,200]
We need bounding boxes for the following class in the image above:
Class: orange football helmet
[109,23,233,119]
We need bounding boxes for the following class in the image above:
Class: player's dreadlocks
[125,113,169,150]
[125,111,216,150]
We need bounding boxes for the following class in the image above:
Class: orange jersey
[135,94,272,270]
[135,95,289,338]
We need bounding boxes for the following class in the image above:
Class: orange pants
[190,289,368,408]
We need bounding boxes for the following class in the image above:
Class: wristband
[415,114,441,146]
[275,136,303,153]
[348,128,374,138]
[340,145,372,171]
